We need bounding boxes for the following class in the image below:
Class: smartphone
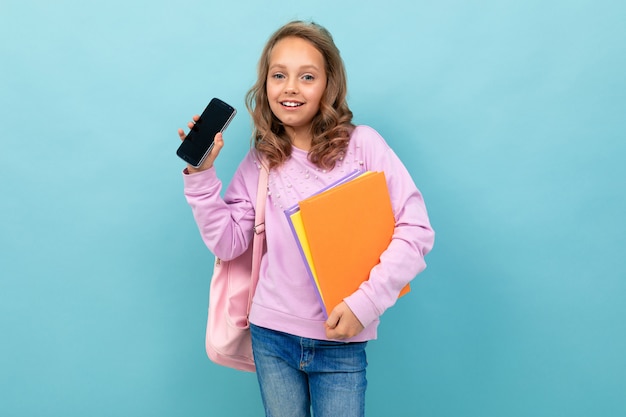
[176,98,237,167]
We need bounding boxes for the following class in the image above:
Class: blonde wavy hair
[246,21,354,170]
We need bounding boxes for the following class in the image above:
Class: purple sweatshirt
[183,125,434,342]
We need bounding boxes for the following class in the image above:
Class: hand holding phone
[176,98,236,169]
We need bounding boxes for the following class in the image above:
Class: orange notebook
[298,171,410,317]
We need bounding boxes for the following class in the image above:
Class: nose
[285,79,298,94]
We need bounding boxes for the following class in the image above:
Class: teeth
[282,102,302,107]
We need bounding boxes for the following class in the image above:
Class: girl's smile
[281,101,304,108]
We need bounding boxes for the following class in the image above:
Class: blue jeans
[250,324,368,417]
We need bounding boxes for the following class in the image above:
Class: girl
[179,20,434,417]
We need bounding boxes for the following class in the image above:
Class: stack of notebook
[285,170,410,318]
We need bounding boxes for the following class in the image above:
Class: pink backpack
[205,164,268,372]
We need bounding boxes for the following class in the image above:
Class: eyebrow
[269,64,321,72]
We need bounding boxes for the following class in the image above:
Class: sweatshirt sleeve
[343,126,435,329]
[182,152,261,261]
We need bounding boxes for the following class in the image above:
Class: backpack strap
[247,161,269,316]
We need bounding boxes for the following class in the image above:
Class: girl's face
[266,36,327,145]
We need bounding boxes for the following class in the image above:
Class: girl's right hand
[177,114,225,173]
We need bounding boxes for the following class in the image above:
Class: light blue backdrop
[1,0,624,416]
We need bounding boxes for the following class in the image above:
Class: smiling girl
[179,21,434,417]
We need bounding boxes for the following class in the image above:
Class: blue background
[1,0,624,416]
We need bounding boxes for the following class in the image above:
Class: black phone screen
[176,98,236,167]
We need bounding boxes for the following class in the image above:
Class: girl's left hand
[325,302,364,340]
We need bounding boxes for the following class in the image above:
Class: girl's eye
[302,74,315,81]
[272,73,285,80]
